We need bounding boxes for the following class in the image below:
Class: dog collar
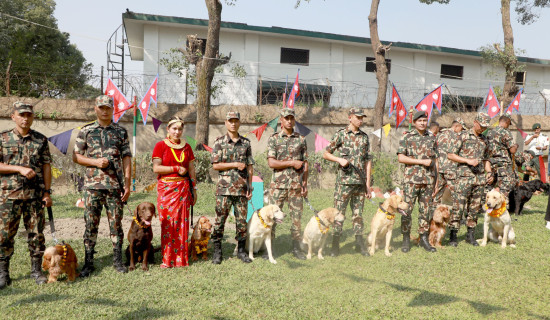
[133,216,148,229]
[379,205,395,220]
[257,211,269,229]
[488,201,507,218]
[315,216,330,234]
[60,242,68,268]
[194,237,210,254]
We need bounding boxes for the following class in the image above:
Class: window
[257,80,331,107]
[186,37,207,55]
[280,48,309,65]
[440,64,463,80]
[366,57,391,73]
[515,71,526,86]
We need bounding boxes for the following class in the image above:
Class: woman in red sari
[152,117,197,268]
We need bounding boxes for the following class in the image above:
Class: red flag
[286,70,300,109]
[517,127,528,139]
[505,88,523,115]
[251,123,268,141]
[415,85,443,121]
[105,79,132,123]
[396,103,408,129]
[137,75,158,125]
[389,84,401,117]
[539,156,547,183]
[202,144,213,152]
[485,86,501,118]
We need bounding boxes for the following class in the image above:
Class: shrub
[193,150,213,183]
[371,152,399,192]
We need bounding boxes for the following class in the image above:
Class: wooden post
[100,66,104,93]
[259,76,262,106]
[5,60,12,96]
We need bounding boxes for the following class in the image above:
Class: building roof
[123,12,550,66]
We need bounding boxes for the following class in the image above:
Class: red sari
[152,140,195,268]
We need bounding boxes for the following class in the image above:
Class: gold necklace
[163,138,186,149]
[170,147,185,163]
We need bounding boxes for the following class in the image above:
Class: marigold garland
[315,216,329,234]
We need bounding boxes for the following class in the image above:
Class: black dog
[508,179,549,216]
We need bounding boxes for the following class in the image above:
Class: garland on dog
[194,237,210,254]
[59,243,68,268]
[378,204,395,220]
[257,211,269,229]
[487,201,507,218]
[315,216,329,234]
[133,215,148,229]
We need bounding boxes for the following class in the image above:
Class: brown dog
[428,204,451,248]
[366,195,409,257]
[189,216,212,261]
[125,202,156,271]
[42,243,78,283]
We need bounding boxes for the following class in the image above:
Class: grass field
[1,185,549,320]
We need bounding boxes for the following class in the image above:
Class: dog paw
[142,266,149,272]
[306,254,312,260]
[369,249,375,256]
[510,244,516,248]
[128,266,135,271]
[480,242,487,247]
[318,255,324,260]
[269,259,277,264]
[385,251,392,257]
[249,255,255,261]
[501,244,507,249]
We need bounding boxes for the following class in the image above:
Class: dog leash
[46,205,59,245]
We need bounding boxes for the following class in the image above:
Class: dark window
[440,64,463,80]
[280,48,309,66]
[186,37,207,55]
[366,57,391,73]
[515,71,526,86]
[257,80,331,107]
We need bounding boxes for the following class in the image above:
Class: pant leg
[417,184,433,235]
[104,191,124,248]
[401,183,420,234]
[466,183,485,228]
[333,184,352,236]
[21,199,45,258]
[288,188,303,241]
[0,199,22,260]
[211,195,232,241]
[83,189,106,251]
[232,196,248,242]
[450,177,472,231]
[269,188,288,238]
[348,184,365,236]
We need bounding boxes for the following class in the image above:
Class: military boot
[355,235,369,256]
[330,235,340,257]
[465,227,479,246]
[79,249,95,278]
[212,240,222,265]
[419,233,436,252]
[449,229,458,247]
[237,240,252,263]
[30,257,47,285]
[292,239,306,260]
[113,243,128,273]
[0,259,11,289]
[401,232,411,253]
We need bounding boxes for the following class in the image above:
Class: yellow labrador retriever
[301,208,345,260]
[366,194,409,257]
[480,189,516,248]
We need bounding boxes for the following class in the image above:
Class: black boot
[30,257,47,285]
[113,244,128,273]
[401,232,411,253]
[419,233,436,252]
[237,240,252,263]
[355,235,369,256]
[292,240,306,260]
[330,235,340,257]
[466,227,479,246]
[0,259,11,289]
[449,230,458,247]
[79,249,95,278]
[212,240,222,265]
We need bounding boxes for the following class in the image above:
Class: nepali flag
[415,85,443,121]
[396,101,408,129]
[505,88,523,115]
[485,86,500,118]
[137,75,158,125]
[389,84,403,117]
[105,79,132,123]
[286,70,300,109]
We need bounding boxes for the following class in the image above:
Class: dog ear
[152,204,157,217]
[432,207,443,224]
[192,220,201,240]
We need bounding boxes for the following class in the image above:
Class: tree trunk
[368,0,390,152]
[194,0,223,149]
[500,0,517,107]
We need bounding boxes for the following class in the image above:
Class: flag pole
[132,95,137,192]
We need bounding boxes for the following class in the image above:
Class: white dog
[480,189,516,248]
[366,194,408,257]
[301,208,345,260]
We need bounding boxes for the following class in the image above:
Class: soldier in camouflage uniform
[397,111,438,253]
[0,102,51,288]
[267,108,308,260]
[515,150,537,179]
[73,95,132,276]
[211,111,254,264]
[447,113,494,246]
[323,108,371,257]
[487,114,518,200]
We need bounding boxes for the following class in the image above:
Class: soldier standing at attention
[323,108,371,257]
[447,113,493,246]
[267,108,308,260]
[397,111,437,253]
[210,112,254,264]
[487,114,518,200]
[0,102,51,288]
[73,95,132,277]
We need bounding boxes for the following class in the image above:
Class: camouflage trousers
[333,184,365,236]
[494,165,517,199]
[83,189,124,251]
[431,173,457,215]
[212,195,248,242]
[0,198,45,260]
[402,183,433,235]
[270,188,303,240]
[448,177,485,230]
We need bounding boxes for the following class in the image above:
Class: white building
[123,12,550,115]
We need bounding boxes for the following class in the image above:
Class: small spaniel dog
[428,205,451,248]
[189,216,213,261]
[42,243,79,283]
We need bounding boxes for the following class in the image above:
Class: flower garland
[257,211,269,229]
[133,216,148,229]
[487,201,507,218]
[194,237,210,254]
[379,205,395,220]
[59,244,68,268]
[315,216,329,234]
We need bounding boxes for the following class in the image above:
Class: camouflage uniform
[433,128,460,206]
[397,129,437,235]
[267,126,308,241]
[211,133,254,242]
[487,125,516,196]
[326,126,371,236]
[0,128,50,260]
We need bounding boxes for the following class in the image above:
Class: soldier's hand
[533,133,540,138]
[42,195,52,207]
[301,185,308,197]
[96,158,109,169]
[422,159,433,167]
[338,158,349,168]
[121,186,131,202]
[246,189,252,200]
[486,172,494,184]
[292,160,304,170]
[467,158,480,167]
[366,186,372,199]
[192,190,197,205]
[19,167,36,179]
[235,162,246,171]
[177,166,187,176]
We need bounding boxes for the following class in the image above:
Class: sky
[52,0,550,74]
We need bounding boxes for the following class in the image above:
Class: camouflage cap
[412,111,428,121]
[453,117,466,129]
[280,108,295,117]
[475,112,490,127]
[226,111,240,120]
[95,95,113,108]
[533,123,541,130]
[13,101,33,114]
[348,108,365,117]
[501,113,512,121]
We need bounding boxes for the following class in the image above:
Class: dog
[366,194,409,257]
[234,204,284,264]
[42,243,78,283]
[428,204,451,248]
[189,216,212,262]
[508,179,549,216]
[301,208,345,260]
[480,189,516,248]
[125,202,156,271]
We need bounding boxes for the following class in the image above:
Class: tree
[0,0,92,98]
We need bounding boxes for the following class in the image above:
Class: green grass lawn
[1,185,550,319]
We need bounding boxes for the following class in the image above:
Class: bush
[193,150,213,183]
[371,152,399,192]
[307,152,338,189]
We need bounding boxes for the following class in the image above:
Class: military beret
[226,111,240,120]
[412,111,428,121]
[475,112,490,127]
[453,117,466,130]
[533,123,541,130]
[95,95,113,108]
[280,108,295,117]
[13,101,33,114]
[348,108,365,117]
